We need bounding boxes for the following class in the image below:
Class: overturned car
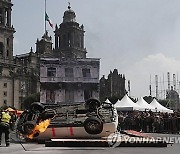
[16,99,118,139]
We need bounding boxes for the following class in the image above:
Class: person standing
[0,109,11,147]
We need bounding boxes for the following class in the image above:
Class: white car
[17,99,118,140]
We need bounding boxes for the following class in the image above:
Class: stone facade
[0,1,100,107]
[166,86,180,111]
[40,58,100,104]
[40,6,100,104]
[100,69,126,101]
[0,0,39,109]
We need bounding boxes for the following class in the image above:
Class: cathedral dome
[63,5,76,23]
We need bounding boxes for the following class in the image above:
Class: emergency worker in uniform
[0,109,11,147]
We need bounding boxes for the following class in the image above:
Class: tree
[22,93,40,110]
[143,95,154,104]
[108,95,124,105]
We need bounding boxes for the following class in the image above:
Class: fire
[27,119,50,139]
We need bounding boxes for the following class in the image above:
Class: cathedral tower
[0,0,15,63]
[54,5,87,58]
[36,31,53,57]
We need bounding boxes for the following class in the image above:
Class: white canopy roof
[136,97,156,111]
[150,98,173,113]
[115,94,142,111]
[104,98,112,104]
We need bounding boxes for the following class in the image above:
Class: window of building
[20,81,26,91]
[3,91,7,97]
[3,100,7,105]
[65,89,74,102]
[0,42,3,56]
[84,90,92,100]
[65,68,73,78]
[46,90,55,103]
[68,33,71,47]
[47,67,56,77]
[4,83,7,88]
[5,9,8,26]
[6,50,9,57]
[0,8,3,24]
[82,68,91,78]
[7,38,9,46]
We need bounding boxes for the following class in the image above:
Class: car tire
[23,121,36,134]
[30,102,44,113]
[84,117,103,134]
[85,98,101,111]
[41,109,56,120]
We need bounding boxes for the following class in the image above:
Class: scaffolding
[149,72,180,100]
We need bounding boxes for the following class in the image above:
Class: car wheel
[33,132,40,137]
[85,99,101,111]
[84,117,103,134]
[30,102,44,113]
[41,109,56,120]
[23,121,36,135]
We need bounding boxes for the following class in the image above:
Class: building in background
[0,1,100,108]
[0,0,39,109]
[166,86,180,111]
[40,58,100,104]
[40,6,100,104]
[99,69,126,101]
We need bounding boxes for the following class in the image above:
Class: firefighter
[0,109,11,147]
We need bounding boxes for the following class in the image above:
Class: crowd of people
[118,110,180,134]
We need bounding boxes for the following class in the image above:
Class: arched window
[47,67,56,77]
[6,50,9,57]
[0,42,4,57]
[82,68,91,78]
[0,8,3,24]
[7,38,9,46]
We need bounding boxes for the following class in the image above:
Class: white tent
[150,98,173,113]
[114,94,142,111]
[104,98,112,104]
[136,97,156,111]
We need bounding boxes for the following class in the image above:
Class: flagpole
[45,0,47,33]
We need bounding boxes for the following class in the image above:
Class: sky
[12,0,180,99]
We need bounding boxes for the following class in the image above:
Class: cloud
[125,53,180,98]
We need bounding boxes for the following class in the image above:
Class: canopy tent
[5,107,16,112]
[136,97,156,111]
[150,98,173,113]
[16,110,24,117]
[114,94,142,111]
[104,98,112,104]
[4,107,23,117]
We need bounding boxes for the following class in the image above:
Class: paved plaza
[0,133,180,154]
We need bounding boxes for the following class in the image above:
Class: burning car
[16,99,118,139]
[16,102,56,139]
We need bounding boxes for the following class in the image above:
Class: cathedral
[0,0,39,109]
[0,0,100,108]
[100,69,126,101]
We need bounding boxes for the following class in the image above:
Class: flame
[27,119,50,139]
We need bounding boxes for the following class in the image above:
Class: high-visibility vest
[1,112,11,124]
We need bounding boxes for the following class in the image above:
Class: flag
[45,12,53,28]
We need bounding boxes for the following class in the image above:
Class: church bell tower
[0,0,15,63]
[36,31,53,57]
[54,5,87,58]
